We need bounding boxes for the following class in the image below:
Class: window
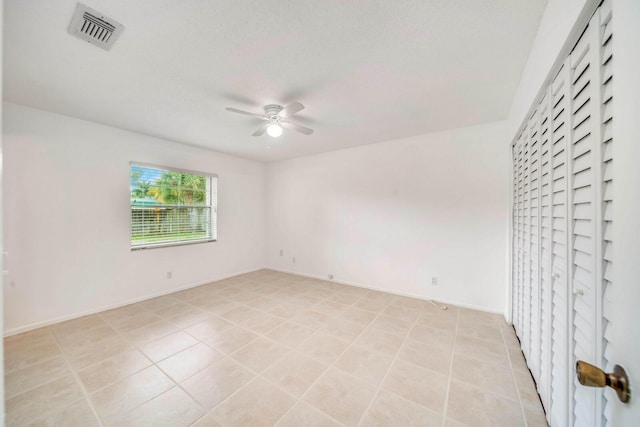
[130,163,217,249]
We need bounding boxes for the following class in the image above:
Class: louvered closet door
[510,1,614,425]
[598,2,614,424]
[538,90,552,412]
[549,61,571,427]
[528,110,541,380]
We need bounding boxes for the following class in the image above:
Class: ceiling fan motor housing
[264,104,284,120]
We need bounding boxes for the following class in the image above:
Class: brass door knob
[576,360,631,403]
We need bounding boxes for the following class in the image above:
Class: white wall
[265,121,510,313]
[3,103,265,334]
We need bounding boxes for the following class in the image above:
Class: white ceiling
[4,0,547,162]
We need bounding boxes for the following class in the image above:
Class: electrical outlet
[167,271,172,279]
[328,274,334,280]
[431,276,438,285]
[292,257,296,264]
[279,249,283,256]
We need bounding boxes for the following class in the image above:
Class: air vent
[67,3,124,50]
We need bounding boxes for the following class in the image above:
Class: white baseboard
[267,267,505,317]
[4,267,265,337]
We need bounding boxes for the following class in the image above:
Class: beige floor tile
[210,377,295,427]
[230,337,289,373]
[340,306,378,325]
[396,337,453,372]
[454,334,509,366]
[368,315,413,336]
[198,299,238,315]
[446,379,525,427]
[4,356,70,399]
[248,296,282,311]
[361,390,443,427]
[65,334,133,371]
[407,324,455,351]
[513,369,544,410]
[98,305,149,325]
[90,365,174,424]
[140,330,199,362]
[27,398,100,427]
[158,343,223,382]
[104,310,163,333]
[414,311,458,331]
[125,320,179,344]
[320,317,368,341]
[383,305,421,323]
[313,300,350,316]
[304,367,377,425]
[276,402,341,427]
[329,292,360,305]
[150,301,195,319]
[181,357,255,410]
[166,308,212,328]
[190,414,223,427]
[354,297,389,313]
[240,312,285,335]
[4,331,62,374]
[139,295,180,311]
[334,344,393,387]
[457,321,504,344]
[6,374,85,427]
[111,386,204,427]
[203,325,259,354]
[50,315,106,336]
[266,321,315,347]
[389,295,426,311]
[219,305,261,323]
[262,351,327,397]
[298,331,351,364]
[292,309,333,329]
[3,270,546,426]
[381,360,448,413]
[268,302,307,319]
[524,405,549,427]
[54,323,120,353]
[78,349,152,392]
[4,328,53,349]
[183,316,234,340]
[354,327,405,357]
[451,353,517,399]
[508,346,530,373]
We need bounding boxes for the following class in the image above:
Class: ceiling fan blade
[225,107,265,119]
[252,123,270,136]
[280,101,305,117]
[282,121,314,135]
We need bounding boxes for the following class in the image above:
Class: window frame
[130,162,218,251]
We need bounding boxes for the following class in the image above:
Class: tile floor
[3,269,547,426]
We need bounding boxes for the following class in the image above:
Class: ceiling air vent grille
[67,3,124,50]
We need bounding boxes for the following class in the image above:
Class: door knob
[576,360,631,403]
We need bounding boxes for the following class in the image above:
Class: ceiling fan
[225,102,314,137]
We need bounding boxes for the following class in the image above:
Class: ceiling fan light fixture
[267,123,283,138]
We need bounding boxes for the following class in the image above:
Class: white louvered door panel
[512,140,522,333]
[570,12,606,426]
[514,132,526,338]
[549,62,571,427]
[538,90,553,411]
[528,109,541,378]
[598,2,614,424]
[522,129,532,360]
